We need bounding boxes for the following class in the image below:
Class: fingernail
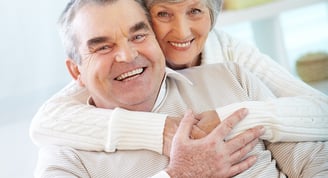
[250,155,257,163]
[241,108,248,116]
[185,109,193,117]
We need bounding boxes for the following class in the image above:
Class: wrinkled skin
[164,108,265,177]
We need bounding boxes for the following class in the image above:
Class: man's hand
[165,108,265,177]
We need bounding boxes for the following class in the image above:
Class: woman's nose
[172,16,191,38]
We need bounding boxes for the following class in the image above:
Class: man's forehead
[73,0,150,41]
[79,0,144,17]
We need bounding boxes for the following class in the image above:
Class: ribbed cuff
[151,171,170,178]
[105,108,167,154]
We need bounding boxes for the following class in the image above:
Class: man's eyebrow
[86,22,149,48]
[130,21,150,33]
[87,36,110,48]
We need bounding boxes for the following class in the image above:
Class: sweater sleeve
[30,81,167,154]
[213,30,328,141]
[151,171,171,178]
[216,100,328,142]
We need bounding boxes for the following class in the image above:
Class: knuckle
[222,121,234,131]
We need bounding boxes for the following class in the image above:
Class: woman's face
[149,0,212,69]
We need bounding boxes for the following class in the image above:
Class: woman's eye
[157,11,170,17]
[190,8,202,15]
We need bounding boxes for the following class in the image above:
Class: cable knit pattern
[30,82,110,150]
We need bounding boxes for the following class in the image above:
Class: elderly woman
[31,0,328,176]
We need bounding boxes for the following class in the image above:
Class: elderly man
[34,0,328,177]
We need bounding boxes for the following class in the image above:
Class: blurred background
[0,0,327,177]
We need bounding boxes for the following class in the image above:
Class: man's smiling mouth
[115,68,145,81]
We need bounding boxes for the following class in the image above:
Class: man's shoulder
[39,145,78,157]
[179,62,243,76]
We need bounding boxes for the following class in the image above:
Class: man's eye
[132,34,146,43]
[95,45,112,54]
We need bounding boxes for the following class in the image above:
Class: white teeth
[170,41,191,48]
[116,68,144,81]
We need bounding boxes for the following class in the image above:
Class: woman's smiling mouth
[169,39,194,49]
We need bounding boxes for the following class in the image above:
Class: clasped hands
[164,108,265,178]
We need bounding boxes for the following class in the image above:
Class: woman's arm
[30,81,167,154]
[216,100,328,142]
[208,30,328,140]
[215,62,328,142]
[217,30,327,100]
[29,80,262,158]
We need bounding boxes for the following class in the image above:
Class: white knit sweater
[30,30,328,154]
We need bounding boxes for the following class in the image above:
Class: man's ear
[66,58,85,87]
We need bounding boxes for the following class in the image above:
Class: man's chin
[118,96,153,111]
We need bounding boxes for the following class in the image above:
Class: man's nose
[114,42,138,63]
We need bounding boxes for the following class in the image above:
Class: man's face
[71,0,166,111]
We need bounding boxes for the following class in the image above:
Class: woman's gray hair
[57,0,149,64]
[144,0,223,28]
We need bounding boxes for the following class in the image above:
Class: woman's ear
[66,58,85,87]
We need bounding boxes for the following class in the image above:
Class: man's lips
[115,67,145,81]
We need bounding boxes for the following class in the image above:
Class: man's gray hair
[58,0,149,64]
[144,0,223,28]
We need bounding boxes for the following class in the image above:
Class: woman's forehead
[147,0,206,7]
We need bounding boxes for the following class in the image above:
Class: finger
[208,108,248,140]
[196,113,221,134]
[230,138,259,165]
[228,155,257,177]
[190,125,207,139]
[225,126,265,154]
[175,109,197,139]
[195,110,220,122]
[194,113,202,121]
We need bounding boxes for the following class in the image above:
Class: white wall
[0,1,70,124]
[0,1,71,177]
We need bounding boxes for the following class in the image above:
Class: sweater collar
[165,67,193,85]
[152,67,193,110]
[201,29,224,65]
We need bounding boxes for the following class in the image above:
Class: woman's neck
[167,54,202,70]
